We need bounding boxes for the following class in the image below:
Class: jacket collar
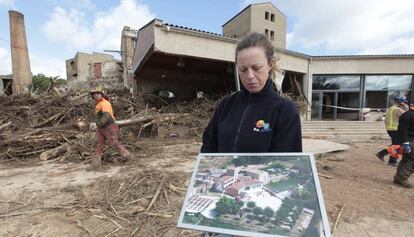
[240,78,277,101]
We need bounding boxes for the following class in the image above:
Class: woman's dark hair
[235,32,277,79]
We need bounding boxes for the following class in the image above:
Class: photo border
[177,153,332,237]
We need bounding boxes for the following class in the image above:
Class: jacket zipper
[233,94,251,152]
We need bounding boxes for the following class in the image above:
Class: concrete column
[9,10,32,94]
[305,58,313,121]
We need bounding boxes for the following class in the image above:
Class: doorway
[312,91,359,120]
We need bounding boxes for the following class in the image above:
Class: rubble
[0,89,219,162]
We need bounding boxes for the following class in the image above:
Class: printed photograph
[177,154,331,237]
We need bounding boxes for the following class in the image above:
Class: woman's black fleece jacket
[201,79,302,153]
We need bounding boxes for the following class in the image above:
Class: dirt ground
[1,137,414,237]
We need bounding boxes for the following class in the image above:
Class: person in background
[376,95,408,166]
[393,103,414,188]
[90,86,131,166]
[200,32,302,237]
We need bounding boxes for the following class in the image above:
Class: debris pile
[0,90,219,161]
[0,170,199,236]
[83,170,198,236]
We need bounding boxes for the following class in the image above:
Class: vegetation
[246,201,256,209]
[291,183,317,201]
[275,198,304,227]
[183,212,203,224]
[215,196,243,216]
[266,177,307,192]
[252,206,263,217]
[263,207,275,220]
[32,73,66,94]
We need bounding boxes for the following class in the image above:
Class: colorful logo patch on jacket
[253,120,271,132]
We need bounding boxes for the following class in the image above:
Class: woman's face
[236,46,271,93]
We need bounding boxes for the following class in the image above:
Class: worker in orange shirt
[90,86,130,166]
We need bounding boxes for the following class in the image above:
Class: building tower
[222,2,287,49]
[9,10,32,94]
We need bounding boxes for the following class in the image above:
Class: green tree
[215,196,241,216]
[252,207,263,217]
[247,201,256,209]
[32,74,67,94]
[263,207,274,221]
[32,73,51,92]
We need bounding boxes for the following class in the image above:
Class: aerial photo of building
[180,155,328,236]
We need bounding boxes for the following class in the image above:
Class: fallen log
[0,122,78,146]
[39,143,70,161]
[86,114,189,131]
[114,115,155,127]
[0,129,44,146]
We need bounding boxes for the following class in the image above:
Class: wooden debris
[145,212,173,218]
[332,203,346,234]
[32,111,65,128]
[318,173,334,179]
[0,122,12,133]
[75,220,94,237]
[40,143,70,161]
[0,209,42,218]
[146,175,167,212]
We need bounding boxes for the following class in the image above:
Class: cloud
[43,7,94,49]
[241,0,414,54]
[0,47,11,75]
[0,47,65,77]
[42,0,155,51]
[30,54,66,78]
[0,0,17,6]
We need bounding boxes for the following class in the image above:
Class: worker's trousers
[378,130,399,164]
[395,143,414,182]
[96,124,129,157]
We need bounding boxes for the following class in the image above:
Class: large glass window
[387,91,411,107]
[365,75,412,109]
[366,75,411,90]
[365,91,387,109]
[337,92,359,120]
[313,75,360,90]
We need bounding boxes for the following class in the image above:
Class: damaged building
[0,75,13,96]
[121,26,138,90]
[130,2,414,121]
[65,27,137,91]
[66,52,123,89]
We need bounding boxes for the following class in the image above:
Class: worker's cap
[90,85,104,95]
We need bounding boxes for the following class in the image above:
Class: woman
[201,32,302,153]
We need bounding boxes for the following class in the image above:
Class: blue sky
[1,0,414,78]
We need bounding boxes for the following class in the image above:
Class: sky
[1,0,414,79]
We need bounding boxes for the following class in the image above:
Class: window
[313,75,360,90]
[366,75,412,90]
[271,14,275,22]
[365,75,412,109]
[265,29,269,37]
[265,11,269,20]
[270,31,274,41]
